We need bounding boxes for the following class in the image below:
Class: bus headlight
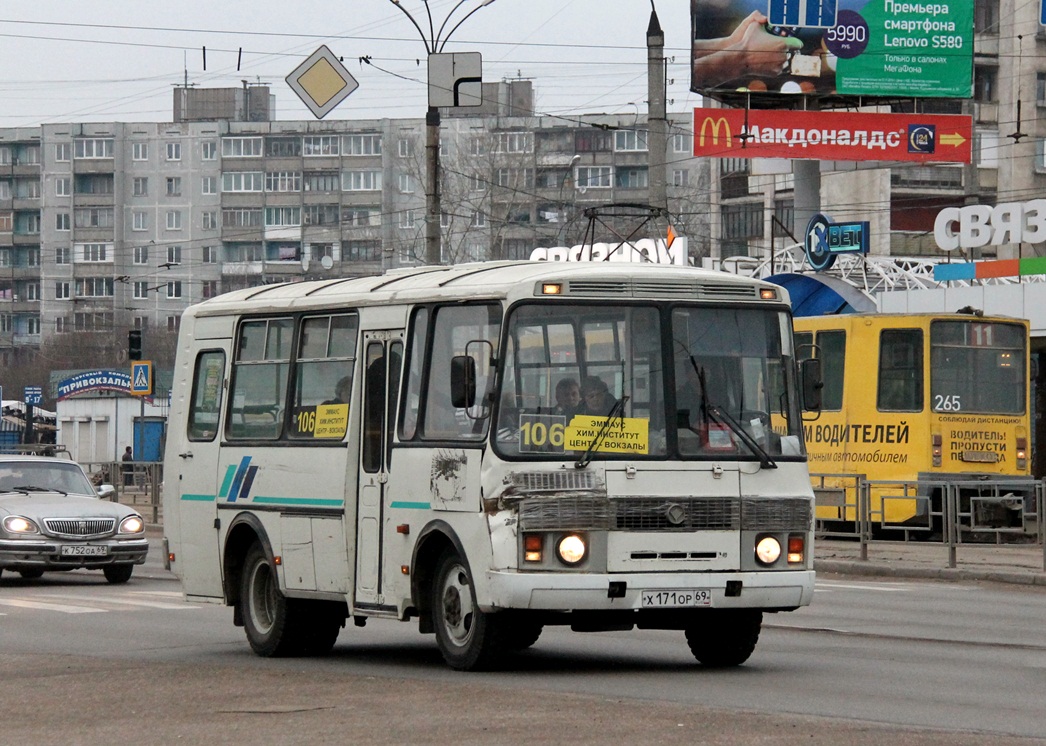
[556,534,587,565]
[754,535,782,565]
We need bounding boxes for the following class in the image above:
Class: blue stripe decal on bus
[238,464,259,501]
[227,456,252,502]
[252,496,344,507]
[218,464,237,499]
[181,494,216,502]
[390,501,432,510]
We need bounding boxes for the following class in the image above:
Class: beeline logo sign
[699,116,732,148]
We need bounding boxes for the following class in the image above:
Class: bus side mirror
[801,358,823,412]
[450,355,476,408]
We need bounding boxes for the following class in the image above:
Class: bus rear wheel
[684,609,762,667]
[431,549,506,671]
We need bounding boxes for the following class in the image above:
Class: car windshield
[0,461,96,496]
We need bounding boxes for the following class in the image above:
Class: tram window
[816,330,845,411]
[877,329,923,412]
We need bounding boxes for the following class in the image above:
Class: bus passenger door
[354,331,403,610]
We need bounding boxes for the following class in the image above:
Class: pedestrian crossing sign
[130,361,153,396]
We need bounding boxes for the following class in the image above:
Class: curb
[815,559,1046,586]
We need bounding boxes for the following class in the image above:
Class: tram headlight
[556,534,587,566]
[754,534,782,566]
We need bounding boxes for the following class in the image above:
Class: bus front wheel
[431,549,506,671]
[241,542,301,657]
[684,609,762,667]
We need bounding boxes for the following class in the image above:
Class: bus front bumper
[482,569,815,612]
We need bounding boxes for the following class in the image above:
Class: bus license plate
[641,589,711,608]
[60,545,108,557]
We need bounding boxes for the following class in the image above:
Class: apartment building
[0,81,709,362]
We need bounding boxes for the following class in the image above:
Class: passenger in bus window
[579,376,618,417]
[323,376,352,405]
[552,377,581,419]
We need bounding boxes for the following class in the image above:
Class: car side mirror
[801,358,823,412]
[450,355,476,409]
[97,484,116,501]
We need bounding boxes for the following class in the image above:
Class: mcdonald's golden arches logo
[699,116,732,148]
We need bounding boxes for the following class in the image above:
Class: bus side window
[877,329,923,411]
[227,318,293,440]
[187,350,225,441]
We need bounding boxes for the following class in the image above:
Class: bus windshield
[494,302,804,461]
[930,320,1026,414]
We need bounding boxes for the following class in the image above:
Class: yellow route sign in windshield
[565,415,649,454]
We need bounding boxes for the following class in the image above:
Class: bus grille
[565,279,760,301]
[518,496,810,532]
[44,518,116,539]
[505,471,600,493]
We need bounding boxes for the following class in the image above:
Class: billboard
[691,1,973,99]
[693,106,972,163]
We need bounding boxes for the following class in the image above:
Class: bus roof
[188,261,790,318]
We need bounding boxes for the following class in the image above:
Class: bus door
[354,331,403,610]
[172,345,229,599]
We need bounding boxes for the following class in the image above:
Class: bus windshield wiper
[706,406,777,470]
[575,395,630,469]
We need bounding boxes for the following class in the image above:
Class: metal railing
[813,472,1046,571]
[84,460,163,525]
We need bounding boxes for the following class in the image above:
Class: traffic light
[128,329,142,361]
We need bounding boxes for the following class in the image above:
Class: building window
[496,168,534,188]
[575,130,612,153]
[202,175,217,195]
[132,211,148,231]
[266,136,301,157]
[54,177,70,197]
[202,141,217,160]
[166,142,182,161]
[202,280,219,299]
[75,243,111,263]
[55,317,70,334]
[167,281,183,299]
[721,202,764,256]
[223,208,263,227]
[222,172,264,192]
[202,211,217,230]
[74,138,114,159]
[614,130,649,152]
[167,315,181,332]
[495,132,533,153]
[577,166,612,188]
[166,177,182,196]
[264,207,301,227]
[974,66,996,103]
[344,133,382,155]
[26,316,40,335]
[304,171,340,192]
[222,137,263,157]
[166,211,182,230]
[133,281,149,299]
[133,316,148,331]
[202,245,218,263]
[132,142,149,161]
[398,139,414,157]
[342,170,382,191]
[303,204,340,226]
[132,177,148,197]
[974,0,999,33]
[471,212,486,228]
[671,169,690,187]
[73,208,114,228]
[56,213,71,231]
[671,133,691,153]
[167,245,182,265]
[772,199,794,238]
[343,240,381,261]
[398,173,413,193]
[303,136,339,156]
[54,142,71,162]
[75,277,115,297]
[55,282,70,300]
[134,245,149,264]
[55,246,70,265]
[343,207,380,227]
[265,171,302,192]
[615,167,648,189]
[400,209,416,229]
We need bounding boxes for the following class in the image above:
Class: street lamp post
[387,0,497,265]
[557,154,582,245]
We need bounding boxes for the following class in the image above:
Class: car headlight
[754,535,782,565]
[556,534,587,566]
[119,515,145,534]
[3,515,40,534]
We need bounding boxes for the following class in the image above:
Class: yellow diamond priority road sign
[286,45,358,119]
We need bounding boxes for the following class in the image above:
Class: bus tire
[504,616,543,651]
[240,542,303,657]
[684,609,762,667]
[431,548,506,671]
[300,601,344,656]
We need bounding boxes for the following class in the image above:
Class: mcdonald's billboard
[691,1,973,100]
[692,107,972,164]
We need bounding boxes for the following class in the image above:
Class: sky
[0,1,701,128]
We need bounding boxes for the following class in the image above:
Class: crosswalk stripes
[0,590,199,615]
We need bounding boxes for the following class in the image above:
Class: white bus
[163,261,820,670]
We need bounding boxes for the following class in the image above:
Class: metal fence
[84,460,163,525]
[812,472,1046,571]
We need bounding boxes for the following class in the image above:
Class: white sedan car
[0,455,149,583]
